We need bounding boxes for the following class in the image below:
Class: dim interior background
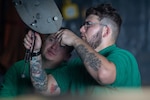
[0,0,150,86]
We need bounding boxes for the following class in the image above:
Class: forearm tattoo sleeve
[76,44,101,71]
[30,56,48,92]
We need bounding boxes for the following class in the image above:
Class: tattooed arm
[30,55,60,96]
[75,42,116,85]
[56,29,116,85]
[24,31,60,95]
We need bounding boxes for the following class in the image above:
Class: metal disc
[13,0,63,34]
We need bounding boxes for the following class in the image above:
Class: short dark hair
[86,4,122,34]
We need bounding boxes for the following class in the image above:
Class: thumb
[34,32,41,42]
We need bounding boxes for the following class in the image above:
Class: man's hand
[24,30,42,52]
[55,29,80,47]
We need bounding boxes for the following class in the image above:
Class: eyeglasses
[82,21,106,30]
[82,21,99,27]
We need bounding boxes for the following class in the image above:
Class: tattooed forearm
[50,83,59,94]
[76,44,101,71]
[30,56,48,92]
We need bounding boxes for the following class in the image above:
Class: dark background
[0,0,150,86]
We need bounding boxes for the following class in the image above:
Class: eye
[83,21,93,27]
[86,22,93,26]
[48,37,54,42]
[60,45,66,49]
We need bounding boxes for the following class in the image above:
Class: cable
[21,31,36,78]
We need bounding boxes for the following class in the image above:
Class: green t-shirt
[52,44,141,95]
[0,60,66,98]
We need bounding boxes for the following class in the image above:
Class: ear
[102,25,110,37]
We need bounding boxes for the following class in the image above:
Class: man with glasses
[29,3,141,96]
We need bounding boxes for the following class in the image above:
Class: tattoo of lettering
[30,56,48,92]
[76,44,101,71]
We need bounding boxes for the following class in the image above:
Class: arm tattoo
[50,83,59,94]
[30,56,48,92]
[76,44,101,71]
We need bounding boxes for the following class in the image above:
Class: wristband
[32,51,41,57]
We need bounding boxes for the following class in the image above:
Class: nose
[51,41,59,49]
[80,25,86,33]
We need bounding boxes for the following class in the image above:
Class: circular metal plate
[13,0,63,34]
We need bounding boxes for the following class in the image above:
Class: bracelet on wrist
[32,51,41,57]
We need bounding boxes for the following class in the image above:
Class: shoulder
[100,45,136,61]
[13,60,25,66]
[6,60,25,73]
[116,47,136,60]
[105,46,138,66]
[108,46,136,59]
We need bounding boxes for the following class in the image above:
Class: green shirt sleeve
[0,60,31,98]
[107,50,141,87]
[51,65,71,94]
[0,63,18,97]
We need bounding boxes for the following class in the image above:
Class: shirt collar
[99,44,116,55]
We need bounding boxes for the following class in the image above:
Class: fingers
[34,32,41,43]
[23,39,31,50]
[56,30,63,42]
[55,29,64,39]
[23,30,35,49]
[23,35,31,49]
[55,29,66,46]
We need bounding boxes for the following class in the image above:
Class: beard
[87,31,102,49]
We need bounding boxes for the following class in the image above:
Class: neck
[42,59,60,69]
[95,42,114,52]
